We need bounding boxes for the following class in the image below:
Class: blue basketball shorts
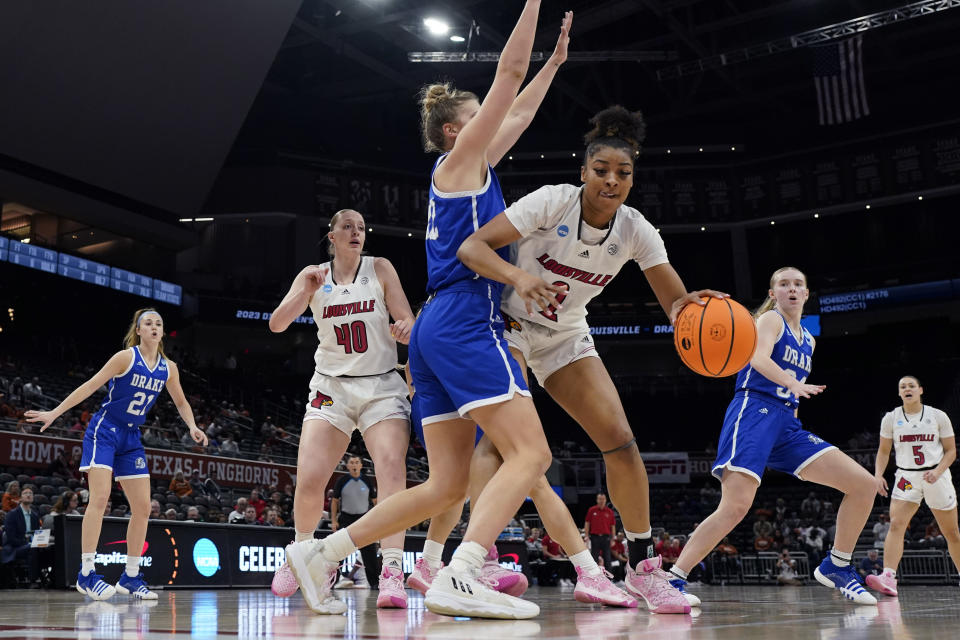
[79,412,150,479]
[711,391,836,484]
[408,281,529,425]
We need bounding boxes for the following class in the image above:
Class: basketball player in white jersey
[458,105,724,611]
[869,375,958,595]
[268,208,416,611]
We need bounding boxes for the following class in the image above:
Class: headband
[137,310,162,327]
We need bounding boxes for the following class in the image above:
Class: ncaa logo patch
[193,538,220,577]
[807,434,824,445]
[322,284,333,293]
[607,244,619,256]
[135,457,146,470]
[360,276,369,285]
[557,225,569,238]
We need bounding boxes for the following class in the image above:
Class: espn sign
[641,452,690,484]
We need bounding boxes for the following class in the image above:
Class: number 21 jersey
[95,346,168,428]
[309,256,397,377]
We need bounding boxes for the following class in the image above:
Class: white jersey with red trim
[880,405,954,470]
[502,183,668,332]
[308,256,397,377]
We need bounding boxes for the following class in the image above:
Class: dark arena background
[1,1,959,638]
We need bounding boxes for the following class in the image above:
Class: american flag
[812,35,870,126]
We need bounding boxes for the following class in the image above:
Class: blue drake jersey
[425,155,510,294]
[734,311,813,408]
[96,346,169,428]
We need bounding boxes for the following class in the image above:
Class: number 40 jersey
[96,346,169,428]
[308,256,397,377]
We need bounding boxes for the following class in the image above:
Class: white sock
[569,549,602,577]
[321,529,358,563]
[669,566,688,580]
[449,541,488,574]
[422,540,444,570]
[883,567,896,577]
[381,547,403,572]
[624,528,652,542]
[81,553,95,577]
[295,530,314,543]
[830,548,852,566]
[125,555,141,578]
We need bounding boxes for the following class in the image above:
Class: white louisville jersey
[880,405,954,470]
[308,256,398,377]
[502,183,669,331]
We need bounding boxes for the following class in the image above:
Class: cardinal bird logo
[311,391,334,408]
[897,476,913,492]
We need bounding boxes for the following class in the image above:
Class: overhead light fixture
[424,18,450,35]
[195,217,214,222]
[21,238,31,244]
[450,35,465,42]
[179,218,194,222]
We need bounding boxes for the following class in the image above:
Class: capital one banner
[641,451,690,483]
[0,430,295,488]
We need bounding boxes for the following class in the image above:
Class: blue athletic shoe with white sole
[116,573,158,600]
[76,571,116,600]
[814,558,877,605]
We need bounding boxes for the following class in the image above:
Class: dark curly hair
[583,105,646,163]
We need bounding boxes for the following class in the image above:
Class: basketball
[674,297,757,377]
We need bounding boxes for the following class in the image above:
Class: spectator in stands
[0,392,18,419]
[859,549,883,578]
[185,506,200,522]
[242,506,258,525]
[774,498,787,520]
[103,500,113,517]
[248,489,267,517]
[228,497,248,524]
[164,508,178,520]
[150,500,161,519]
[775,549,802,586]
[155,430,172,449]
[47,450,72,479]
[873,513,890,549]
[752,512,774,540]
[541,531,576,587]
[141,428,160,448]
[188,470,205,495]
[43,490,80,529]
[261,508,280,527]
[0,486,41,584]
[754,532,774,552]
[22,377,43,407]
[2,480,21,512]
[800,522,827,566]
[923,521,946,548]
[800,492,822,520]
[202,469,222,501]
[8,376,24,405]
[260,416,276,440]
[220,433,239,456]
[207,510,226,524]
[168,471,192,497]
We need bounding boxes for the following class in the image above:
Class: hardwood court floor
[0,583,955,639]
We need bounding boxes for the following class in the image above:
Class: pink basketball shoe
[271,561,299,598]
[376,566,408,608]
[573,567,638,607]
[406,557,442,595]
[479,546,528,597]
[866,571,898,597]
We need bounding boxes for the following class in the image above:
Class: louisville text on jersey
[535,253,613,287]
[322,300,376,319]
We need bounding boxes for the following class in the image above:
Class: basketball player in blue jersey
[26,309,207,601]
[663,267,879,606]
[284,2,571,619]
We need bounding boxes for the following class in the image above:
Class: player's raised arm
[269,265,328,333]
[434,0,542,190]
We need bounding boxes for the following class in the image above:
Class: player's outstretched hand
[24,410,56,433]
[788,381,826,399]
[391,319,413,345]
[550,11,573,65]
[189,425,209,447]
[874,474,889,498]
[669,289,729,325]
[514,272,564,316]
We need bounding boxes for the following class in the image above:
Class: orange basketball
[673,296,757,377]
